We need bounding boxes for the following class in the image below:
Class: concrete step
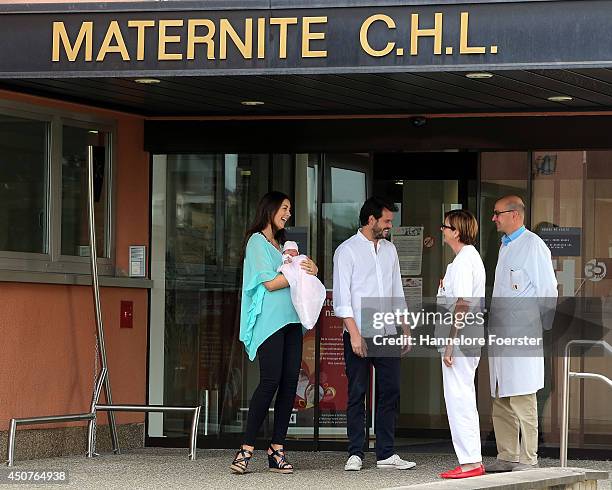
[389,467,610,489]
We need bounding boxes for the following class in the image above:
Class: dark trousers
[343,331,400,460]
[244,323,303,446]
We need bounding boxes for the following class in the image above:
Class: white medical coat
[489,229,558,397]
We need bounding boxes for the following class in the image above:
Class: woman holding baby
[231,191,318,475]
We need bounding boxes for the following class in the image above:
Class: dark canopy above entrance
[3,69,612,116]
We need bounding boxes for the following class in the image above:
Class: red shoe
[439,466,462,478]
[440,464,485,479]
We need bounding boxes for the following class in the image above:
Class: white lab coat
[278,254,326,330]
[489,229,558,397]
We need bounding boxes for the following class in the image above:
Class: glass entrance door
[315,153,372,445]
[372,153,478,447]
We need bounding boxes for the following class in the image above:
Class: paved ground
[3,448,611,489]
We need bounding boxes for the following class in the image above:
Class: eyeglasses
[492,209,516,217]
[440,224,456,231]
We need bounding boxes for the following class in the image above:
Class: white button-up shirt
[333,230,406,335]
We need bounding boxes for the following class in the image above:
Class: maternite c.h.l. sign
[2,1,612,77]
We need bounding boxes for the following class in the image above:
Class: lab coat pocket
[436,279,447,305]
[510,269,528,293]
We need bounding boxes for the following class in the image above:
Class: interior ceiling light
[134,78,161,84]
[547,95,574,102]
[88,130,99,134]
[465,72,494,79]
[241,101,265,106]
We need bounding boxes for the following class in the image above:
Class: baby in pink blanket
[278,241,326,330]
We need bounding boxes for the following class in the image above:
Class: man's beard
[373,224,389,239]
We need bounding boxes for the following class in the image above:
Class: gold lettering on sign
[270,17,298,59]
[220,19,253,60]
[410,13,443,55]
[158,20,184,60]
[128,20,155,61]
[360,14,396,57]
[96,21,130,61]
[52,21,93,62]
[460,12,485,54]
[49,11,499,64]
[257,17,266,59]
[302,17,327,58]
[187,19,215,60]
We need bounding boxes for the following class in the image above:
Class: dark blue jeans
[343,331,400,460]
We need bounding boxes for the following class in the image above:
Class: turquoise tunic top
[240,232,300,361]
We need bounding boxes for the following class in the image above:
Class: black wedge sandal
[267,445,294,474]
[230,447,253,474]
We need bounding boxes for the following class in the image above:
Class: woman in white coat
[438,209,486,479]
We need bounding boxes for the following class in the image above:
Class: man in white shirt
[486,195,558,473]
[333,197,416,472]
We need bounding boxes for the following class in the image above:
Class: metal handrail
[6,413,96,467]
[560,340,612,467]
[6,147,203,466]
[93,405,202,461]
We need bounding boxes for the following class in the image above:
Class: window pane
[161,153,281,440]
[0,114,47,253]
[61,126,109,257]
[479,152,529,291]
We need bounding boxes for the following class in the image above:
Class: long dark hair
[244,191,290,247]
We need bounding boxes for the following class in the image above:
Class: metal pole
[7,419,17,467]
[189,406,201,461]
[87,145,120,454]
[560,342,571,467]
[95,405,200,412]
[572,372,612,387]
[86,367,107,458]
[204,390,209,437]
[7,414,94,467]
[560,340,612,467]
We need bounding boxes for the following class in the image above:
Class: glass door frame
[311,153,373,450]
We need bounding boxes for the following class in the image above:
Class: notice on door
[393,226,424,275]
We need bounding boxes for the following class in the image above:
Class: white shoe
[376,454,416,470]
[344,455,363,471]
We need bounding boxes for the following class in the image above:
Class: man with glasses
[486,195,558,473]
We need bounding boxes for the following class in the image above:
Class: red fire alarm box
[120,300,133,328]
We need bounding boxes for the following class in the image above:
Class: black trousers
[244,323,303,446]
[343,331,400,460]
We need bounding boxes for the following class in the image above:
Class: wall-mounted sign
[585,259,607,282]
[538,227,581,257]
[2,1,612,77]
[129,245,146,277]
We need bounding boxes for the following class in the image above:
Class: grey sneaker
[512,463,539,471]
[376,454,416,470]
[485,459,519,473]
[344,455,363,471]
